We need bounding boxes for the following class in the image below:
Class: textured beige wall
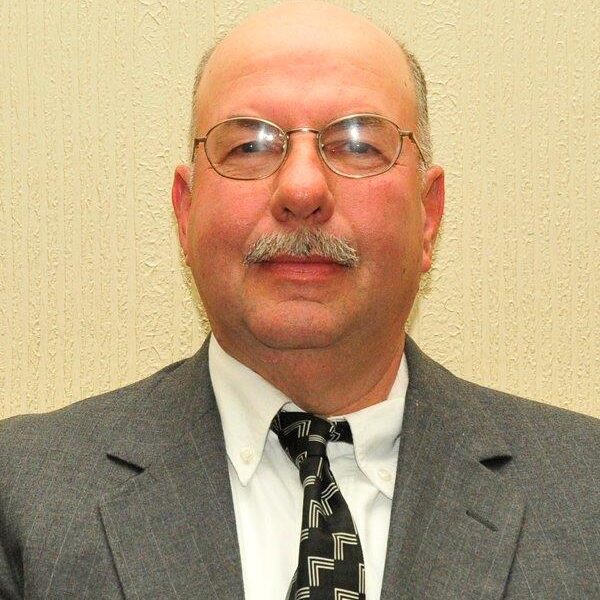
[1,0,598,420]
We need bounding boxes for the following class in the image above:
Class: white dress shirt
[209,336,408,600]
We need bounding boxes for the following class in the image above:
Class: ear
[420,165,445,273]
[172,164,192,265]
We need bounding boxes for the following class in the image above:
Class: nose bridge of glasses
[284,127,321,148]
[281,126,325,167]
[286,126,320,136]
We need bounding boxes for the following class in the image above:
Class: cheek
[186,200,257,311]
[188,184,266,261]
[347,178,422,262]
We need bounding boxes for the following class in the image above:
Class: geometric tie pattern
[271,412,366,600]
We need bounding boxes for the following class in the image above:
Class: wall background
[1,0,598,420]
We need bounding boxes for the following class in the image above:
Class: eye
[235,141,263,154]
[227,134,281,158]
[324,139,380,157]
[345,140,378,155]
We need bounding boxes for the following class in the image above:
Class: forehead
[195,12,416,131]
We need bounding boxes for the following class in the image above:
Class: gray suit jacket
[0,337,598,599]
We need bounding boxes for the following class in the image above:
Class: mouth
[264,254,339,265]
[256,253,347,282]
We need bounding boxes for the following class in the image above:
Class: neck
[216,331,406,417]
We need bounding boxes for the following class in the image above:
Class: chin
[245,310,344,351]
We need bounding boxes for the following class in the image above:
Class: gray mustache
[243,229,360,268]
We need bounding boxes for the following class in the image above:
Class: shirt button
[377,468,392,482]
[240,448,254,464]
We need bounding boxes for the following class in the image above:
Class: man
[0,2,597,599]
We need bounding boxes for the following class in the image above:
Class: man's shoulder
[458,371,597,431]
[411,337,594,420]
[409,342,598,547]
[460,374,597,448]
[0,347,218,536]
[406,337,598,460]
[445,361,597,455]
[0,353,197,467]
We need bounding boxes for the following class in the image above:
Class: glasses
[193,113,424,180]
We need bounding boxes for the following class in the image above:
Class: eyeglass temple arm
[192,137,207,161]
[402,131,426,164]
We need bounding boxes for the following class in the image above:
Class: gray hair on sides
[394,40,433,170]
[187,34,433,185]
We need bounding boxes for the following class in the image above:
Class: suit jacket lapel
[98,339,245,600]
[381,338,525,600]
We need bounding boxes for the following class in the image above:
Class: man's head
[172,0,444,371]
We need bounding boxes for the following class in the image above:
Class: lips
[256,253,346,282]
[265,254,337,264]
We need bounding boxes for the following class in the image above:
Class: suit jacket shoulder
[0,353,191,502]
[384,338,599,600]
[434,356,598,466]
[0,341,245,600]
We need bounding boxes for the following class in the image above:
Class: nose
[269,131,335,225]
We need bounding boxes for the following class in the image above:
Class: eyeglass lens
[204,115,403,179]
[205,119,287,180]
[323,116,401,176]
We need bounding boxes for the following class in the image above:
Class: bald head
[189,1,432,168]
[202,2,409,93]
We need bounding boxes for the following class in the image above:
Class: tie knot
[271,412,352,468]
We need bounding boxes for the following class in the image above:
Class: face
[172,8,444,362]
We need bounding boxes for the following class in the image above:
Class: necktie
[271,412,366,600]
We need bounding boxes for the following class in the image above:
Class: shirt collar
[209,335,408,497]
[209,335,289,485]
[341,365,407,498]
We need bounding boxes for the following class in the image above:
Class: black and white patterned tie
[271,412,366,600]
